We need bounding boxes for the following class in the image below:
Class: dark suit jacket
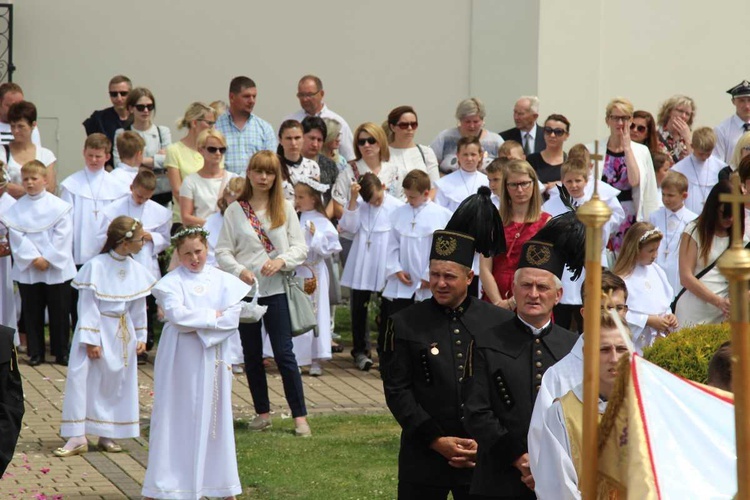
[0,325,23,476]
[499,124,546,154]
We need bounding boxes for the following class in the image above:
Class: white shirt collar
[517,315,552,336]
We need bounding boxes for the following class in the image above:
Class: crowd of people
[0,73,746,498]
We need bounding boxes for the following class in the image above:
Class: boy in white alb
[671,127,725,215]
[0,160,76,365]
[110,131,144,187]
[60,133,129,328]
[648,171,697,297]
[379,170,451,355]
[97,170,171,361]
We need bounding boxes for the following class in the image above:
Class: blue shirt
[215,111,277,174]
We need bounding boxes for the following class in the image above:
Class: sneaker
[232,364,244,374]
[247,415,272,431]
[355,354,373,372]
[309,363,322,377]
[137,352,148,365]
[295,422,312,437]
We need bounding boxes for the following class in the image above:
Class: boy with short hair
[672,127,726,214]
[648,170,697,297]
[110,131,145,187]
[97,169,171,362]
[0,160,76,366]
[497,140,525,161]
[485,158,505,209]
[60,133,130,329]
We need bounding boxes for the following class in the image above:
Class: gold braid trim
[598,355,631,452]
[72,281,155,299]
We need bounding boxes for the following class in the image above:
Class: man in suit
[499,96,546,155]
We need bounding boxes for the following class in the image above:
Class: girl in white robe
[142,227,251,500]
[292,180,342,375]
[55,216,156,457]
[0,170,17,339]
[613,222,676,355]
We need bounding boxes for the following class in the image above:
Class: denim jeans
[238,293,307,417]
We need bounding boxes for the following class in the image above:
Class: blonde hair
[197,129,227,149]
[605,97,634,119]
[731,131,750,169]
[661,170,689,193]
[561,158,589,180]
[84,133,112,152]
[238,151,287,229]
[567,144,590,165]
[499,160,542,223]
[691,127,717,152]
[20,159,46,177]
[177,102,215,130]
[353,122,390,162]
[455,97,486,120]
[656,95,696,128]
[498,140,523,159]
[218,177,245,215]
[613,222,663,277]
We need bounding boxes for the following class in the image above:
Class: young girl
[613,222,677,354]
[55,216,156,457]
[434,136,489,212]
[340,173,403,371]
[0,166,17,340]
[277,119,321,201]
[142,226,251,500]
[293,179,342,376]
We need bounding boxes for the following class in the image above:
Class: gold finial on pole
[718,175,750,499]
[576,143,612,498]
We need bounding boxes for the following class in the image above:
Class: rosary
[84,169,105,219]
[365,206,382,250]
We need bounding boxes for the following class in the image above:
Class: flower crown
[116,218,141,243]
[296,177,330,194]
[639,228,662,244]
[171,226,210,244]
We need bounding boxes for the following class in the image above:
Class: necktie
[744,123,750,132]
[524,132,532,155]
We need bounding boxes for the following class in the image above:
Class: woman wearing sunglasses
[165,102,217,227]
[179,129,236,227]
[112,87,172,170]
[526,114,570,195]
[385,106,439,198]
[629,110,665,156]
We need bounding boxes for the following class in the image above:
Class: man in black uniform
[0,324,24,476]
[463,213,583,499]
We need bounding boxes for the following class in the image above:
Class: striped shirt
[215,111,277,175]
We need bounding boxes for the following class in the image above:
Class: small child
[380,169,451,353]
[497,140,526,161]
[613,222,677,355]
[435,136,489,212]
[339,173,403,371]
[55,216,156,457]
[648,170,697,296]
[110,131,145,187]
[485,158,505,209]
[98,170,172,362]
[142,226,251,500]
[671,127,725,214]
[292,179,342,376]
[653,152,673,189]
[0,160,76,365]
[0,165,17,336]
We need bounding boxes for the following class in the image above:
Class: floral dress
[601,149,635,252]
[657,126,689,163]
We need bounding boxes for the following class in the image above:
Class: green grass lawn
[235,414,401,499]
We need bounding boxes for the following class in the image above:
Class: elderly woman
[630,110,665,156]
[113,87,172,169]
[480,160,550,308]
[179,129,235,227]
[718,131,750,181]
[216,150,311,437]
[386,105,439,196]
[430,97,504,174]
[600,97,659,252]
[656,95,696,163]
[1,101,57,197]
[526,114,570,194]
[165,102,216,226]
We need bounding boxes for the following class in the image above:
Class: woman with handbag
[216,150,311,437]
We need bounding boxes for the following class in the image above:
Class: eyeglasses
[507,180,533,190]
[198,119,216,127]
[296,90,321,99]
[109,91,128,98]
[357,137,377,146]
[608,115,631,122]
[134,103,155,112]
[396,121,418,130]
[630,123,647,133]
[543,127,567,136]
[206,146,227,154]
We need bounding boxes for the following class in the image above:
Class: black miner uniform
[383,296,513,496]
[0,325,24,476]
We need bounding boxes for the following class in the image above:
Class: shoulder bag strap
[348,160,360,181]
[238,201,276,254]
[416,144,427,167]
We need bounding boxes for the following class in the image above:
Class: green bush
[643,323,730,383]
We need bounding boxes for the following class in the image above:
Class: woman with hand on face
[113,87,172,170]
[601,97,659,252]
[277,119,320,201]
[386,106,439,198]
[430,97,504,174]
[629,110,666,156]
[179,130,235,227]
[216,151,311,437]
[656,95,696,163]
[525,114,570,196]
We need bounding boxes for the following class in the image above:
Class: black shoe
[137,352,148,365]
[28,355,45,366]
[56,355,69,366]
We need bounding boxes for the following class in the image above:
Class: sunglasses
[630,123,647,133]
[134,103,155,112]
[396,121,418,130]
[543,126,567,136]
[206,146,227,154]
[357,137,377,146]
[507,180,533,190]
[109,91,128,98]
[198,119,216,127]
